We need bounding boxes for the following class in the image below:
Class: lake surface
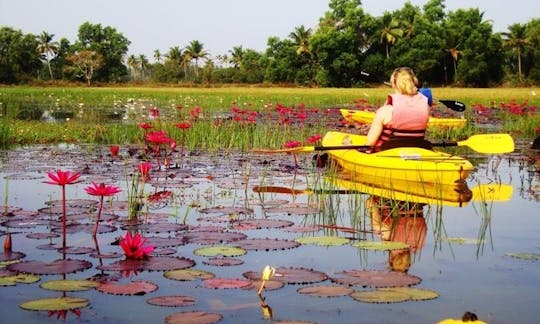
[0,142,538,324]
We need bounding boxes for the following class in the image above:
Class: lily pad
[7,259,93,275]
[297,285,354,297]
[352,240,410,251]
[147,295,197,307]
[295,235,350,246]
[381,287,439,301]
[0,251,26,262]
[443,237,482,245]
[97,280,158,295]
[202,277,252,289]
[349,289,410,303]
[233,219,294,230]
[202,257,244,267]
[0,273,40,286]
[193,246,246,257]
[234,238,301,251]
[179,231,248,245]
[164,269,215,281]
[243,267,328,285]
[40,279,100,292]
[98,256,196,272]
[19,296,89,311]
[330,270,421,288]
[164,311,223,324]
[506,252,540,261]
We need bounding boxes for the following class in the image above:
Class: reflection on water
[0,144,539,323]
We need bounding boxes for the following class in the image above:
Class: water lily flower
[44,170,82,252]
[175,121,191,130]
[138,162,151,182]
[284,140,302,148]
[85,182,121,237]
[44,170,81,186]
[119,231,154,259]
[306,134,322,144]
[257,265,276,295]
[110,145,120,158]
[137,122,153,131]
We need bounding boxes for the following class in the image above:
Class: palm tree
[36,31,59,80]
[228,46,244,68]
[126,55,139,80]
[138,54,149,79]
[153,49,162,63]
[378,14,403,58]
[184,40,209,77]
[289,25,312,56]
[502,23,532,82]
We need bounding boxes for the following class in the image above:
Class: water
[0,144,538,324]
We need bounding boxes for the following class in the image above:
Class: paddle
[253,183,513,203]
[360,71,466,112]
[253,133,514,155]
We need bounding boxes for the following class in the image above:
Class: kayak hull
[340,109,466,128]
[321,131,474,185]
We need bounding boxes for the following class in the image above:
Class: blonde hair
[390,67,418,95]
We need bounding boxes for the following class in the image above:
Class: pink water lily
[44,170,81,186]
[120,231,154,259]
[85,182,121,236]
[44,170,82,252]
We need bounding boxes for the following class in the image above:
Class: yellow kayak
[340,109,466,128]
[321,131,474,185]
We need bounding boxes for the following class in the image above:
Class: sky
[1,0,538,62]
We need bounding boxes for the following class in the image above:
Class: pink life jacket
[374,93,430,150]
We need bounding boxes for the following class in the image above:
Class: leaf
[146,295,197,307]
[352,240,410,251]
[381,287,439,301]
[193,246,246,257]
[19,297,89,311]
[350,289,410,303]
[295,235,350,246]
[0,273,40,286]
[40,279,100,292]
[506,252,540,261]
[97,280,158,295]
[165,311,223,324]
[164,269,215,281]
[331,269,421,288]
[297,285,354,297]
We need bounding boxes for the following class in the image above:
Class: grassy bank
[0,86,538,149]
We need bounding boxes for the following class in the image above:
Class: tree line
[1,0,539,87]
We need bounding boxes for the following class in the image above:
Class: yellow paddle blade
[458,133,514,154]
[471,184,513,202]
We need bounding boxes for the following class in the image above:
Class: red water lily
[119,231,154,259]
[306,134,322,144]
[175,121,191,130]
[85,182,121,237]
[137,122,153,130]
[110,145,120,158]
[138,162,151,182]
[44,170,82,252]
[85,182,122,197]
[44,170,81,186]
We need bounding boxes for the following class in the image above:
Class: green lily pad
[164,269,215,281]
[506,252,540,261]
[0,273,40,286]
[295,235,350,246]
[19,297,89,311]
[380,287,439,301]
[193,246,246,257]
[443,237,482,245]
[352,240,410,251]
[350,289,410,303]
[40,279,100,292]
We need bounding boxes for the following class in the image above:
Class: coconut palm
[502,23,532,82]
[153,49,162,63]
[289,25,312,56]
[184,40,209,77]
[378,14,403,58]
[228,46,244,68]
[36,31,59,80]
[138,54,149,79]
[126,55,139,80]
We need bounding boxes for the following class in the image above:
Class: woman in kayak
[366,67,432,152]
